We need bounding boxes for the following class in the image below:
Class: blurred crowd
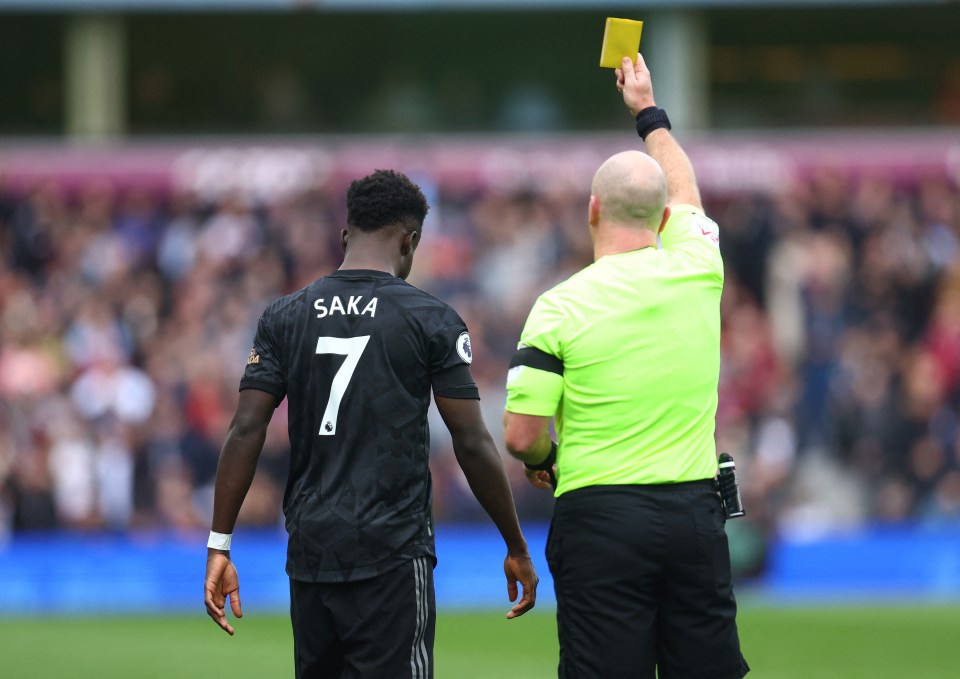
[2,163,960,556]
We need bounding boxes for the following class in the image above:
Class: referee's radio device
[716,453,746,519]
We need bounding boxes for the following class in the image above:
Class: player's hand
[503,553,538,619]
[524,466,556,491]
[615,53,657,117]
[204,551,243,635]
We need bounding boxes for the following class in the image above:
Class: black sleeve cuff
[239,380,285,407]
[432,364,480,400]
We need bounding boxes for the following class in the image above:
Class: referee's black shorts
[289,556,435,679]
[547,480,749,679]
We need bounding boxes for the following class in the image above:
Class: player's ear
[340,228,349,252]
[400,229,420,256]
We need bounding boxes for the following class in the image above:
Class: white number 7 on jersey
[315,335,370,436]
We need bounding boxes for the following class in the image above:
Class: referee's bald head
[590,151,667,231]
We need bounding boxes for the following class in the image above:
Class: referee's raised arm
[616,54,703,211]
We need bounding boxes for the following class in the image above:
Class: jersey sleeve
[505,293,565,416]
[659,204,723,276]
[239,304,287,406]
[427,312,480,400]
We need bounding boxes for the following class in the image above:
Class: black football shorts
[289,556,436,679]
[547,481,749,679]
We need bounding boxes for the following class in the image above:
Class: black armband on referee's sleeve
[524,440,558,472]
[635,106,672,141]
[510,346,563,375]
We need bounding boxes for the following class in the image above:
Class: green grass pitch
[2,605,958,678]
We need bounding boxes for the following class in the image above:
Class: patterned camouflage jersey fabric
[241,269,478,582]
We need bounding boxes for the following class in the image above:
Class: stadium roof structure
[0,0,944,12]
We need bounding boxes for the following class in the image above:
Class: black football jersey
[240,269,478,582]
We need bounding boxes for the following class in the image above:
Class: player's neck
[593,224,658,260]
[339,251,400,277]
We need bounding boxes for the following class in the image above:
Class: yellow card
[599,17,643,69]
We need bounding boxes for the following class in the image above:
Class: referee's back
[510,205,723,494]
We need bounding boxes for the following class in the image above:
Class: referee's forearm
[643,128,702,210]
[505,427,554,467]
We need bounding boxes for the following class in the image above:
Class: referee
[503,55,749,678]
[204,169,538,678]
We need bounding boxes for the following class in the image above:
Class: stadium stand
[1,136,959,577]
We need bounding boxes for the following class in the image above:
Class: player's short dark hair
[346,169,429,233]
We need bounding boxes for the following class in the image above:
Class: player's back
[243,268,468,582]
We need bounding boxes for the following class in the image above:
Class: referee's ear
[588,194,601,228]
[658,206,671,234]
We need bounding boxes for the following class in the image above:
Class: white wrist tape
[207,531,233,550]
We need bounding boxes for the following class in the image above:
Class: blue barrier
[2,523,960,615]
[0,525,555,615]
[765,524,960,601]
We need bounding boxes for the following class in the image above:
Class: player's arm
[204,388,277,636]
[616,53,702,210]
[435,395,538,619]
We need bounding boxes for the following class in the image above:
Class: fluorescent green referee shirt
[506,205,723,496]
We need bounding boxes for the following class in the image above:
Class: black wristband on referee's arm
[524,441,558,489]
[524,440,557,471]
[635,106,672,141]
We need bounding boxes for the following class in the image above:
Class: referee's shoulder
[537,263,601,302]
